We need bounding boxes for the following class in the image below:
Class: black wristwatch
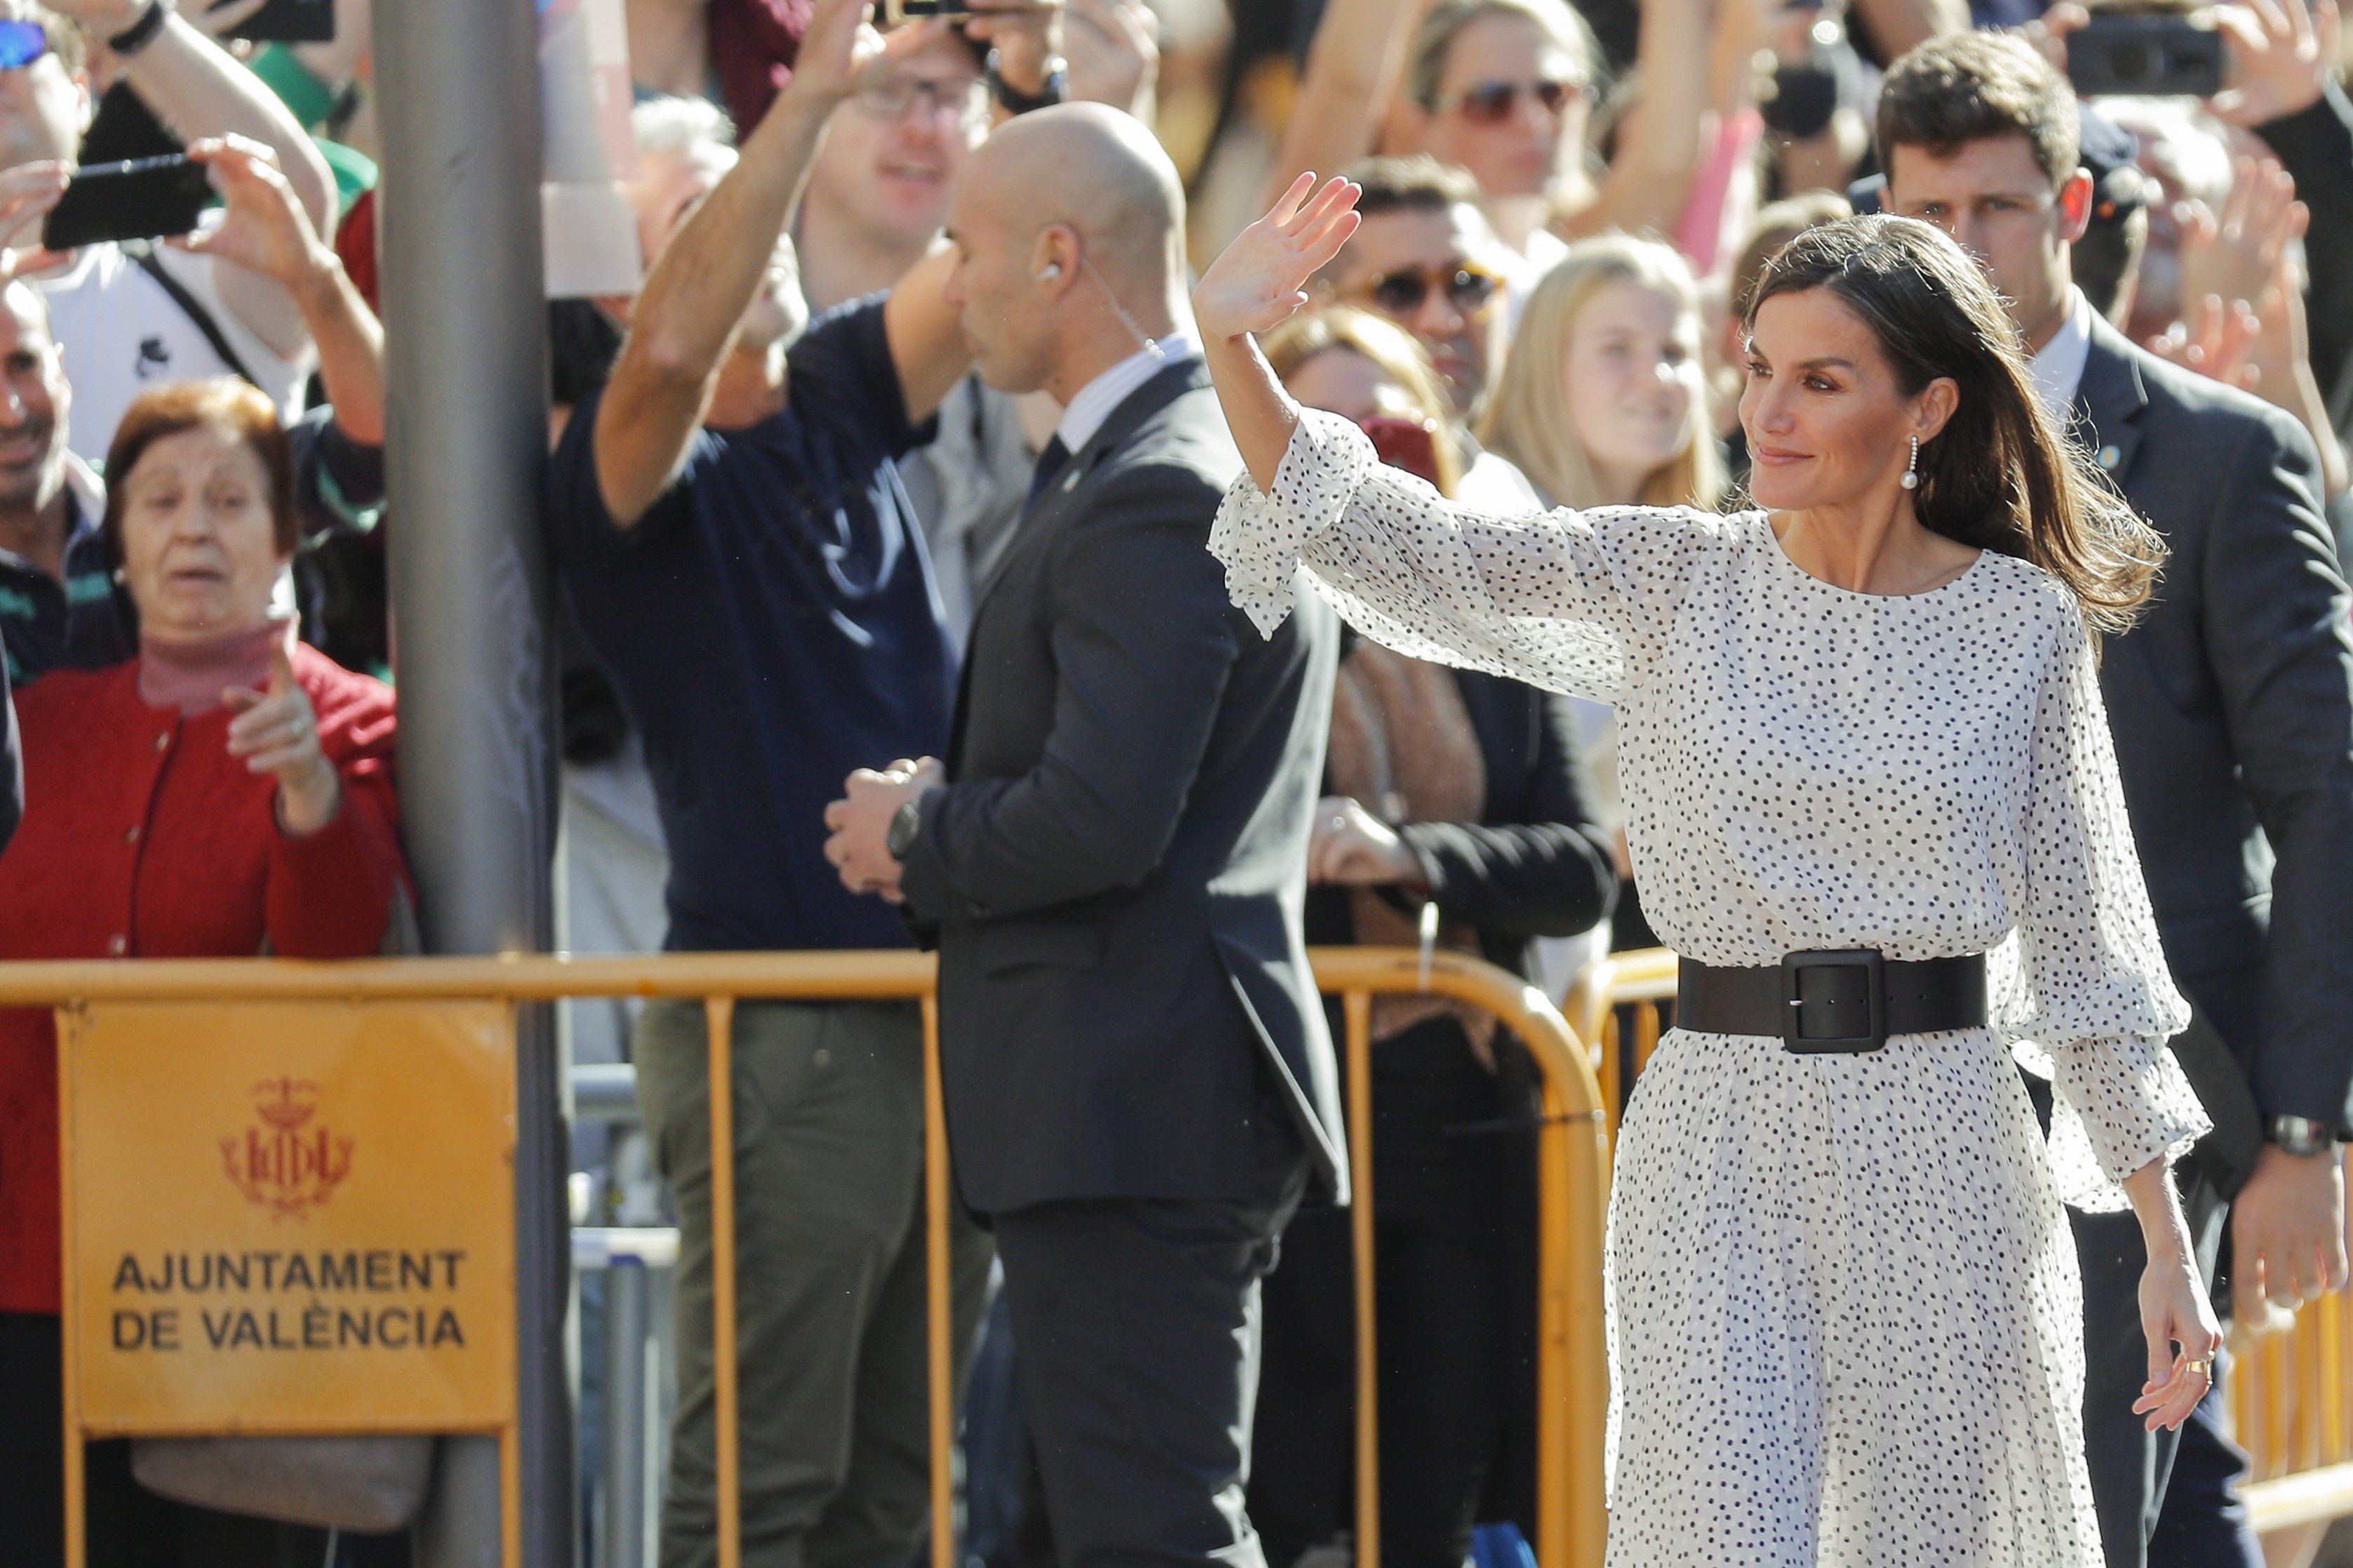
[107,0,174,56]
[885,798,924,862]
[988,49,1068,115]
[2267,1115,2340,1158]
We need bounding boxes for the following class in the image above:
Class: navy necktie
[1027,436,1072,505]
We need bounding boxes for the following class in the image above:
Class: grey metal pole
[601,1258,651,1568]
[372,0,567,1562]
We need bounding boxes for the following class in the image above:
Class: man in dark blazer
[1880,33,2353,1568]
[825,103,1344,1565]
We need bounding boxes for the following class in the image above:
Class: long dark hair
[1747,214,2163,636]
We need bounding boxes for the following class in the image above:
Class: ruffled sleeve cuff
[1210,408,1375,639]
[2020,1035,2211,1212]
[1991,926,2204,1211]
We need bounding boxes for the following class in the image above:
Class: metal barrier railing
[10,945,1609,1568]
[2227,1178,2353,1538]
[1575,946,2353,1542]
[574,1226,677,1568]
[1561,947,1678,1142]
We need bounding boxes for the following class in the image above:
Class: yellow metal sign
[61,999,517,1435]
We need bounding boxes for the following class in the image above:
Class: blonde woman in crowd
[1478,234,1726,953]
[1479,234,1726,516]
[1247,304,1617,1567]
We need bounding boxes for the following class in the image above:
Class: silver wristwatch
[2267,1115,2340,1158]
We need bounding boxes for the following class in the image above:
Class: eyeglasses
[1345,263,1502,320]
[1439,76,1585,123]
[0,21,49,72]
[853,74,990,130]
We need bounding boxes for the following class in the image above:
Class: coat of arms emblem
[220,1078,353,1218]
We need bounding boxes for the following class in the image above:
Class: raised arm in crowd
[594,13,975,527]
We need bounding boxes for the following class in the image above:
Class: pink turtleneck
[135,619,288,715]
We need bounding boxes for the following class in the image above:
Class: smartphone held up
[883,0,980,22]
[43,156,213,250]
[2065,8,2225,98]
[206,0,334,42]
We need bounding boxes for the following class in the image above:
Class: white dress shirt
[1054,332,1200,454]
[2028,286,2095,415]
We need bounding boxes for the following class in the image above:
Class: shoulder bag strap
[131,243,265,391]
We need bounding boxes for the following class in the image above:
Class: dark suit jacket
[2077,314,2353,1130]
[898,359,1347,1213]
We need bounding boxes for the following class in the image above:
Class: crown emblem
[220,1078,352,1219]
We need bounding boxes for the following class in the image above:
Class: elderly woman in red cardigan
[0,379,408,1562]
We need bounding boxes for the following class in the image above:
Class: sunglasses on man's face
[1442,76,1584,123]
[0,21,48,72]
[1349,264,1502,320]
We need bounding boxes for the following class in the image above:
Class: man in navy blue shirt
[542,1,1057,1560]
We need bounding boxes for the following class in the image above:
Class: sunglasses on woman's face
[1348,264,1502,320]
[0,21,49,71]
[1442,76,1584,123]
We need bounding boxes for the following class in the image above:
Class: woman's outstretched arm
[1196,175,1735,703]
[1194,173,1364,492]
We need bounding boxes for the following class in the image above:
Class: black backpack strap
[129,243,265,391]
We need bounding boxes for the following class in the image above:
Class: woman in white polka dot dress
[1193,180,2224,1566]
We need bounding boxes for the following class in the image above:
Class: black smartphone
[208,0,333,42]
[882,0,979,22]
[44,156,213,250]
[2067,13,2225,98]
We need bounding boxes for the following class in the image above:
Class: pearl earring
[1900,434,1920,490]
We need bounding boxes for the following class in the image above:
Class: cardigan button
[106,934,127,956]
[153,731,170,752]
[124,824,140,845]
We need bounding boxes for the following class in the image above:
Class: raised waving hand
[1194,174,1363,344]
[1194,175,1363,490]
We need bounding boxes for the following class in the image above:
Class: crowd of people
[0,0,2338,1564]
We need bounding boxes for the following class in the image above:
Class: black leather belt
[1678,949,1988,1054]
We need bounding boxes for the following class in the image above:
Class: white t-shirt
[35,234,309,465]
[1506,226,1572,333]
[1456,440,1547,516]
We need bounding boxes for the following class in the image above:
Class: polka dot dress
[1211,410,2210,1568]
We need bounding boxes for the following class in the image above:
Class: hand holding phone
[0,161,69,273]
[172,138,328,291]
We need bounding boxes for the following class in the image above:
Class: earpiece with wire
[1038,243,1167,363]
[1079,253,1165,362]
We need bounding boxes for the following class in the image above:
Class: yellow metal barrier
[1580,947,2353,1542]
[1564,947,1678,1141]
[2227,1167,2353,1538]
[1314,948,1611,1568]
[9,946,1610,1568]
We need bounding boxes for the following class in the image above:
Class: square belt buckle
[1780,949,1887,1055]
